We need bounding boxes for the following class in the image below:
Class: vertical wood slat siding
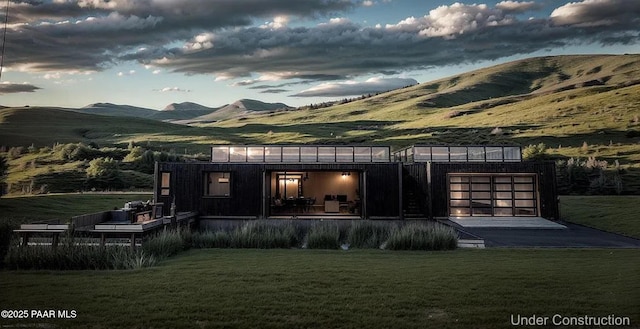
[430,161,559,219]
[402,164,429,217]
[155,162,401,219]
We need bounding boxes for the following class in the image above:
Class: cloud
[292,77,417,97]
[5,0,356,72]
[136,1,638,83]
[362,1,374,7]
[155,87,191,92]
[550,0,640,27]
[260,89,290,94]
[496,1,541,13]
[4,0,640,86]
[117,70,136,76]
[0,82,41,94]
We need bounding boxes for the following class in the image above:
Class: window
[300,147,318,162]
[354,147,372,162]
[282,147,300,162]
[467,147,485,162]
[432,147,449,162]
[504,147,522,162]
[336,147,354,162]
[413,146,431,162]
[205,172,231,197]
[211,146,230,162]
[229,147,247,162]
[247,147,264,162]
[160,172,170,196]
[372,147,390,162]
[450,147,467,161]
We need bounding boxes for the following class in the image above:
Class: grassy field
[1,249,638,329]
[560,195,640,239]
[0,193,152,224]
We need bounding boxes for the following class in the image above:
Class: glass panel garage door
[449,175,538,217]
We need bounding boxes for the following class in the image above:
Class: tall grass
[306,223,341,249]
[3,229,178,270]
[347,221,393,249]
[3,220,459,270]
[142,228,185,259]
[2,244,152,270]
[0,220,19,269]
[385,222,458,251]
[192,221,302,249]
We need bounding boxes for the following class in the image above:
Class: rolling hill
[151,102,220,121]
[0,106,236,152]
[186,99,292,123]
[68,99,292,123]
[2,54,640,193]
[76,103,158,119]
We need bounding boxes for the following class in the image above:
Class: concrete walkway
[449,216,566,229]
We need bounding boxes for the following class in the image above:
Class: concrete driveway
[443,220,640,248]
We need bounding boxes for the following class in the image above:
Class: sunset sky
[0,0,638,110]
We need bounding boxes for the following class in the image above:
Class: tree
[86,157,123,189]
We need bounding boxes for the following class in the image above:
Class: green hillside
[210,54,640,160]
[0,107,235,152]
[1,54,640,194]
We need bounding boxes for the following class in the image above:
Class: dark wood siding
[155,162,401,219]
[402,164,429,218]
[429,161,559,219]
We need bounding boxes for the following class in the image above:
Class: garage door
[449,174,538,217]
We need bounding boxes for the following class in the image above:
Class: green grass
[0,249,638,328]
[560,195,640,239]
[0,193,152,224]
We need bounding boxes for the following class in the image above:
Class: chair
[296,197,307,213]
[306,197,316,213]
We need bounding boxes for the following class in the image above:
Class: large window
[205,172,231,197]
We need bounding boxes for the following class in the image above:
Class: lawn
[0,193,152,224]
[560,195,640,239]
[0,249,638,329]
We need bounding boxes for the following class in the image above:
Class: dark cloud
[4,0,356,71]
[142,0,640,81]
[3,0,640,84]
[260,89,290,94]
[0,82,41,94]
[292,77,417,97]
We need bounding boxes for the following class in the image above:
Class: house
[153,144,559,226]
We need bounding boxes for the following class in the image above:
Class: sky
[0,0,638,110]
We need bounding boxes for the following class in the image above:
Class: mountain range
[75,99,293,123]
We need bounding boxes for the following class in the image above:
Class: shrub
[522,143,548,160]
[306,223,341,249]
[384,222,457,251]
[347,221,393,249]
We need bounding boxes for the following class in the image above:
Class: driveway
[442,220,640,248]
